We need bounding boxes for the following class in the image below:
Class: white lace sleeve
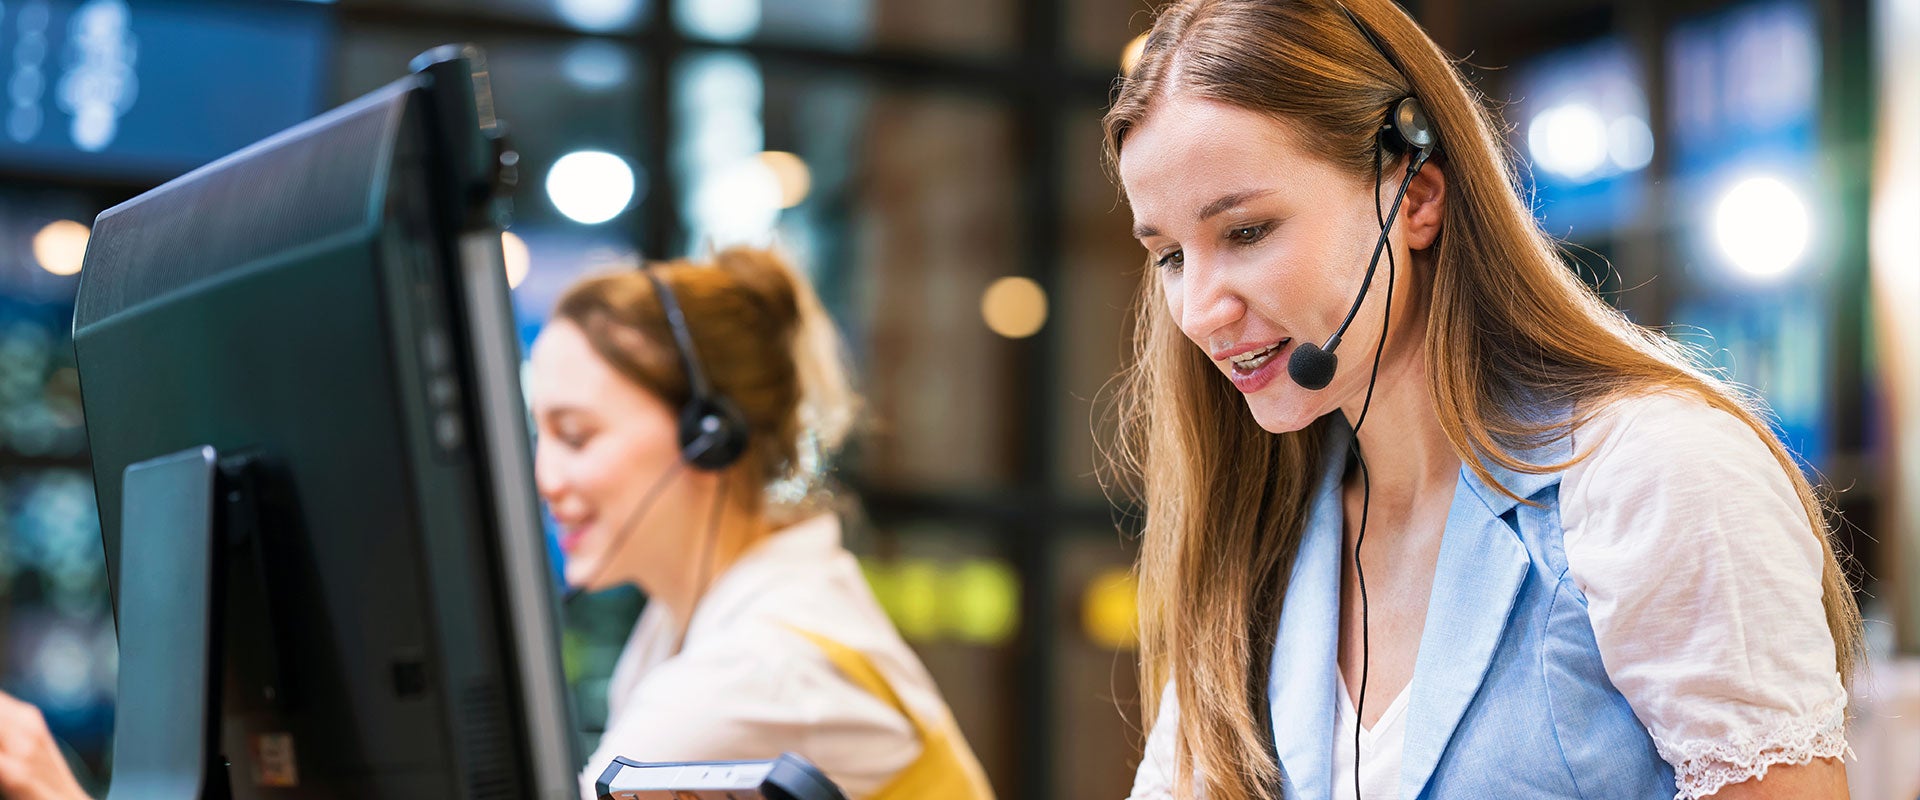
[1129,682,1180,800]
[1560,392,1852,800]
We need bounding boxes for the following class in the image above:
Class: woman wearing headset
[528,247,992,800]
[1107,1,1858,799]
[0,246,994,800]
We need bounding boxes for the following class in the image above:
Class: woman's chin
[563,558,601,591]
[1245,393,1324,434]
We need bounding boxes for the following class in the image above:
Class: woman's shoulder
[663,576,919,719]
[1563,388,1789,499]
[1557,385,1815,582]
[1573,388,1766,452]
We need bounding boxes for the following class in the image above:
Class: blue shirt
[1267,420,1673,800]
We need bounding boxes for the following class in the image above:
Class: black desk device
[594,753,849,800]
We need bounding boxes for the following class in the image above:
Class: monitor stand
[106,447,287,800]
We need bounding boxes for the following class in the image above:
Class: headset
[1286,6,1439,800]
[643,269,752,471]
[1283,95,1436,391]
[561,268,750,604]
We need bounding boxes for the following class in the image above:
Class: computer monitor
[71,46,577,799]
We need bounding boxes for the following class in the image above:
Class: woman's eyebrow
[1133,188,1278,239]
[538,405,590,424]
[1194,189,1275,223]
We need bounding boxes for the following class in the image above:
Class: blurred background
[0,0,1914,797]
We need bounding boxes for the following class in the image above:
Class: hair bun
[712,246,803,338]
[707,245,860,466]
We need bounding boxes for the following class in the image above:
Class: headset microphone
[560,458,687,604]
[558,425,734,604]
[1286,96,1435,391]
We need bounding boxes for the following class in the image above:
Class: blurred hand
[0,691,89,800]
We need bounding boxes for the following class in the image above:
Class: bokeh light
[546,151,637,225]
[981,277,1048,339]
[757,151,812,209]
[1714,174,1811,279]
[501,230,531,289]
[1528,103,1610,180]
[33,220,89,276]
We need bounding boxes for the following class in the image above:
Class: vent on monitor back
[458,679,518,800]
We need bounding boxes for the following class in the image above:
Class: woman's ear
[1402,160,1445,251]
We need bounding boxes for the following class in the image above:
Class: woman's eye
[1154,249,1184,271]
[1228,224,1271,245]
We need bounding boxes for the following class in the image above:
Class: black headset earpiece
[1379,96,1436,157]
[678,396,750,471]
[644,269,750,472]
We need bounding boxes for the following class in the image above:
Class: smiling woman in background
[528,246,994,800]
[0,246,996,800]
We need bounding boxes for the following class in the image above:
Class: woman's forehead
[529,322,626,409]
[1119,97,1340,229]
[1123,96,1300,167]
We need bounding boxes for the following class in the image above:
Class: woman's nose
[1176,256,1244,345]
[532,441,568,503]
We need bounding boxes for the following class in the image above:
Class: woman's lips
[558,520,593,552]
[1227,339,1294,394]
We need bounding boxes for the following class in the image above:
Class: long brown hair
[553,246,860,524]
[1100,1,1863,798]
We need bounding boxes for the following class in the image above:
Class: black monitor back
[71,49,576,799]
